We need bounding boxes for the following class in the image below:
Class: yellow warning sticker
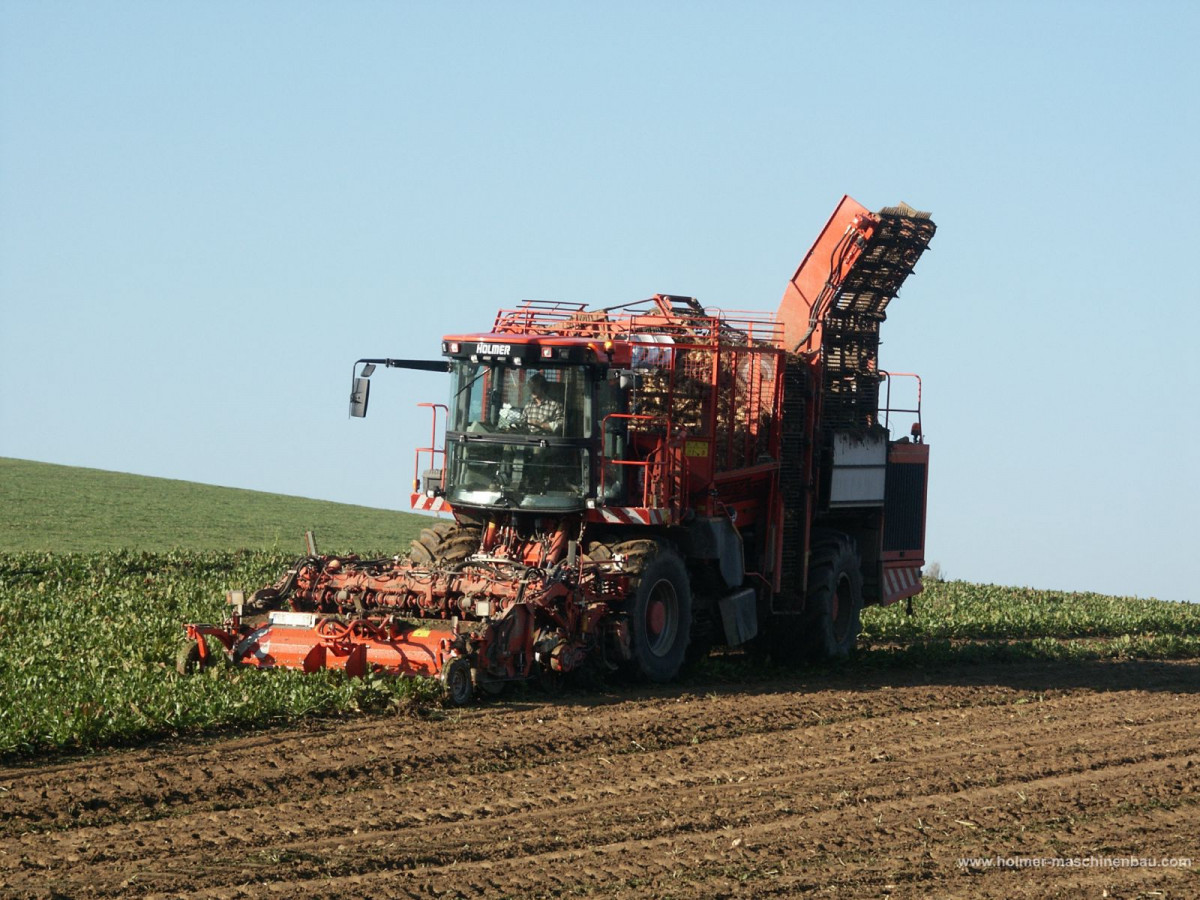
[685,440,710,458]
[410,628,432,638]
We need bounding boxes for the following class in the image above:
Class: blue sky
[2,1,1197,602]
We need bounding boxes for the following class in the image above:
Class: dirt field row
[1,658,1197,899]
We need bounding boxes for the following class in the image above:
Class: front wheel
[441,658,474,706]
[409,522,480,566]
[624,543,692,683]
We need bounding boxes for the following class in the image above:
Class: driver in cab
[521,373,563,434]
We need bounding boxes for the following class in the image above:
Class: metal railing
[878,371,923,440]
[597,413,687,515]
[412,403,448,493]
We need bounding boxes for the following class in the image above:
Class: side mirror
[618,370,641,390]
[349,377,371,418]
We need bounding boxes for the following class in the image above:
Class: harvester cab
[352,329,678,517]
[180,196,937,703]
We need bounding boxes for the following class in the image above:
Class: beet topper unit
[181,196,936,703]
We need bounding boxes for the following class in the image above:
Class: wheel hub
[644,578,678,656]
[647,599,667,638]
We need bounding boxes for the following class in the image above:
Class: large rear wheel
[764,530,863,664]
[799,531,863,660]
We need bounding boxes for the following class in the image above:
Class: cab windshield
[448,361,590,438]
[444,361,593,510]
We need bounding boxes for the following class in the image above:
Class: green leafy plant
[0,551,443,759]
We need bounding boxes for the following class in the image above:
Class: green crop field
[1,457,1198,760]
[0,458,438,758]
[859,581,1200,667]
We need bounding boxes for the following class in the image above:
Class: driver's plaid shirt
[524,395,563,430]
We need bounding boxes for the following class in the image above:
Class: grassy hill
[0,457,427,554]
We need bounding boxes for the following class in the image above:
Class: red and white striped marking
[594,507,669,525]
[883,564,922,603]
[410,493,451,513]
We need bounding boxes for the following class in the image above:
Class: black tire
[622,542,692,683]
[799,531,863,660]
[408,522,480,566]
[441,658,474,706]
[176,639,218,675]
[411,522,455,560]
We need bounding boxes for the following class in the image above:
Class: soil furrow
[1,659,1196,899]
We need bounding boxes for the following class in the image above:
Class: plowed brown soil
[1,659,1197,899]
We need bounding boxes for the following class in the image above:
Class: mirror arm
[348,358,450,419]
